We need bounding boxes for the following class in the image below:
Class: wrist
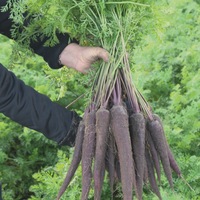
[58,43,79,68]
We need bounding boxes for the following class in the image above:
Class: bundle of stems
[56,1,181,200]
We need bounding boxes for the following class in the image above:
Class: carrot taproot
[145,129,161,183]
[56,120,85,200]
[167,144,181,177]
[153,114,181,177]
[94,107,110,200]
[81,111,96,200]
[147,120,173,189]
[145,148,162,200]
[110,105,135,200]
[129,112,145,200]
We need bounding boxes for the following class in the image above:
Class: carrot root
[145,148,162,200]
[147,120,173,189]
[94,108,110,200]
[111,105,135,200]
[56,120,85,200]
[129,112,145,200]
[81,111,96,200]
[145,130,161,183]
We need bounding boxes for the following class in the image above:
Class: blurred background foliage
[0,0,199,199]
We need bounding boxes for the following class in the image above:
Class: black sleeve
[0,1,81,146]
[0,0,71,69]
[0,64,80,146]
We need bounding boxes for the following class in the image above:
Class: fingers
[59,43,109,74]
[77,46,109,74]
[95,47,109,63]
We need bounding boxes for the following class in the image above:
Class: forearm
[0,0,72,69]
[0,64,80,146]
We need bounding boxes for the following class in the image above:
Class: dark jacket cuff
[58,111,82,147]
[29,32,69,69]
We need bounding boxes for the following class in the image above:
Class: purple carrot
[167,144,181,177]
[81,111,96,200]
[94,107,110,200]
[153,114,181,177]
[145,148,162,200]
[129,112,145,200]
[147,120,173,189]
[146,129,161,183]
[56,120,85,200]
[110,105,135,200]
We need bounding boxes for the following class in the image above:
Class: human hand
[59,43,109,73]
